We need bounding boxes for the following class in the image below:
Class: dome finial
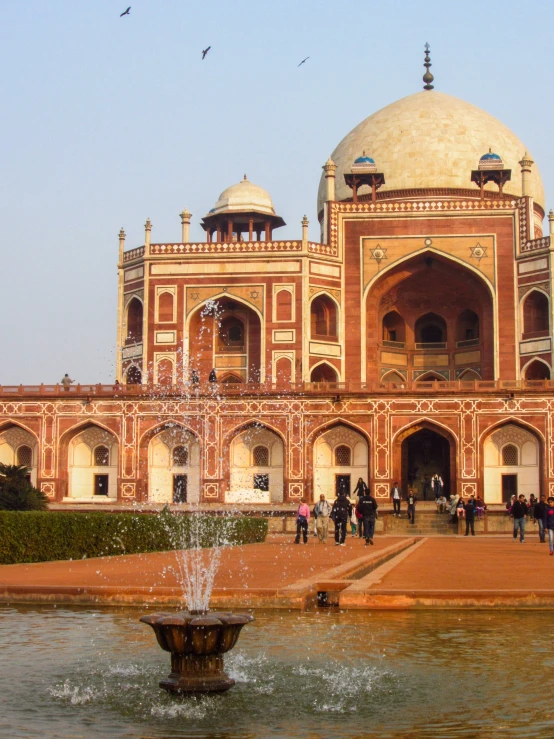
[423,42,434,90]
[243,174,247,181]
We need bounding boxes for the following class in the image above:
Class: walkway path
[1,534,554,609]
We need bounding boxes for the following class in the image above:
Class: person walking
[463,497,476,536]
[331,492,351,546]
[353,477,368,500]
[294,498,310,544]
[313,494,332,544]
[534,494,548,543]
[511,494,529,543]
[349,499,358,537]
[391,481,402,516]
[357,489,378,545]
[407,489,417,524]
[543,497,554,555]
[61,374,74,391]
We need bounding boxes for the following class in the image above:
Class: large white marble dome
[317,90,544,212]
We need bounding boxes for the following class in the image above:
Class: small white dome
[210,177,276,216]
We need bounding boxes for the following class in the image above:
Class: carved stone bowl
[140,611,254,694]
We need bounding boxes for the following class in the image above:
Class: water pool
[1,605,552,738]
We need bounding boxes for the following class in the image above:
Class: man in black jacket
[511,494,529,543]
[463,497,476,536]
[331,493,352,546]
[357,491,378,545]
[534,494,548,543]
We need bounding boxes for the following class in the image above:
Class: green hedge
[0,510,268,565]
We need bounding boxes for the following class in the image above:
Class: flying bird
[297,56,309,67]
[202,46,211,60]
[120,6,131,16]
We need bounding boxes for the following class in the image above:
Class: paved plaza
[2,534,554,609]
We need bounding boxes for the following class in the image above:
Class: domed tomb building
[3,52,554,509]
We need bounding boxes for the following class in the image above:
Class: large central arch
[365,250,495,383]
[393,420,457,499]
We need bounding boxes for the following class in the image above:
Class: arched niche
[0,425,38,485]
[458,368,482,381]
[275,356,293,385]
[310,362,338,383]
[125,365,142,385]
[156,357,174,385]
[228,425,284,504]
[313,424,368,501]
[126,297,143,343]
[456,309,480,344]
[275,289,293,321]
[483,423,541,503]
[381,371,406,386]
[382,311,406,344]
[523,290,549,336]
[188,297,262,383]
[524,359,551,380]
[310,294,338,339]
[158,291,175,323]
[415,312,447,344]
[67,425,119,500]
[148,426,200,504]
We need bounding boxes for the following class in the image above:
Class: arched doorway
[148,425,200,504]
[313,424,369,501]
[483,423,541,503]
[0,424,38,485]
[66,425,119,500]
[524,359,551,380]
[395,422,456,500]
[228,425,284,503]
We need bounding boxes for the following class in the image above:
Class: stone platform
[1,534,554,610]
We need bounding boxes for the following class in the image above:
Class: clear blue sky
[1,0,553,384]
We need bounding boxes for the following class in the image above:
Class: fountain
[140,610,254,693]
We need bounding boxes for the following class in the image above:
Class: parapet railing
[0,379,553,398]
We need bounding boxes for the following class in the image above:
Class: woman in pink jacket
[294,499,311,544]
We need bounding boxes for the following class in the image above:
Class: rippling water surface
[0,605,552,738]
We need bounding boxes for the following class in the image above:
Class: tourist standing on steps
[511,494,529,543]
[543,497,554,555]
[390,481,401,516]
[357,489,378,545]
[353,477,368,499]
[534,494,548,543]
[407,489,417,524]
[331,492,351,546]
[294,498,310,544]
[313,494,332,543]
[463,497,476,536]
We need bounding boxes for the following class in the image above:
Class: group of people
[295,478,379,547]
[505,493,554,550]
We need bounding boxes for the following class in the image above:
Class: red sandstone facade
[2,89,554,506]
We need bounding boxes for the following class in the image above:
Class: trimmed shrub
[0,510,268,565]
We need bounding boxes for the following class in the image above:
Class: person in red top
[294,499,310,544]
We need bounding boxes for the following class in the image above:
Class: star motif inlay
[369,245,388,263]
[190,291,199,301]
[470,243,487,263]
[250,290,260,299]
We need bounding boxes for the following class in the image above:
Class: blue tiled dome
[354,154,376,165]
[480,151,502,162]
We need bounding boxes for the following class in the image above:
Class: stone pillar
[549,210,554,238]
[323,157,337,201]
[302,215,309,244]
[180,208,191,243]
[118,227,126,263]
[519,152,534,197]
[145,218,152,250]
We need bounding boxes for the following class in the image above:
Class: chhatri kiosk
[1,50,553,507]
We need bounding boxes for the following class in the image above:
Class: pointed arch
[522,357,551,381]
[125,296,143,343]
[310,292,338,338]
[310,361,339,383]
[226,421,285,503]
[522,289,549,336]
[415,371,447,382]
[458,368,482,381]
[144,421,201,505]
[381,370,406,385]
[61,421,120,501]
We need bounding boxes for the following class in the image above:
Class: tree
[0,464,49,511]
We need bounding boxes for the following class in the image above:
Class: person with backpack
[294,498,310,544]
[331,492,352,546]
[356,489,378,545]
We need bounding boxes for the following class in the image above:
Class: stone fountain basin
[140,611,254,656]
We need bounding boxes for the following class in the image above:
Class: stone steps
[386,513,458,536]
